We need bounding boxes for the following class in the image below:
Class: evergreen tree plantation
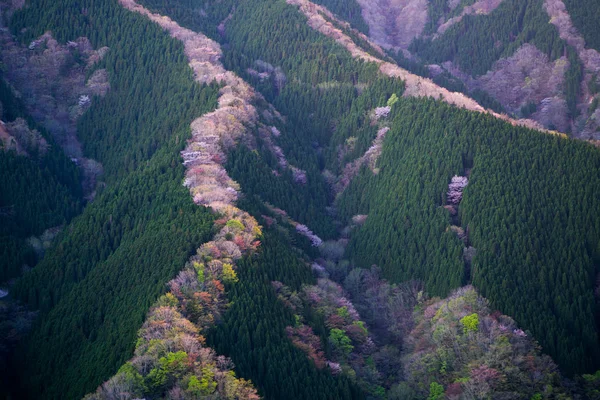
[2,0,600,399]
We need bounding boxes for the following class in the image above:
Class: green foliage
[404,287,574,398]
[439,360,447,375]
[582,370,600,382]
[352,320,368,334]
[372,385,386,397]
[156,293,179,308]
[194,261,206,283]
[141,0,403,242]
[337,104,466,297]
[8,0,218,398]
[337,306,351,320]
[580,370,600,400]
[387,93,399,107]
[339,97,600,374]
[562,0,600,52]
[460,313,479,333]
[9,0,600,399]
[213,0,403,235]
[147,351,188,392]
[311,0,370,34]
[117,363,146,394]
[411,0,567,77]
[209,227,363,399]
[427,382,445,400]
[0,76,82,282]
[222,263,239,284]
[226,219,245,231]
[187,370,217,397]
[329,328,354,358]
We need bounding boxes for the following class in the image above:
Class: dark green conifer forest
[562,0,600,51]
[410,0,566,77]
[3,0,600,398]
[0,79,83,282]
[140,0,600,377]
[6,0,218,397]
[209,225,364,400]
[337,98,600,374]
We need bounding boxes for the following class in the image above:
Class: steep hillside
[335,0,600,138]
[409,0,574,119]
[0,73,83,397]
[562,0,600,52]
[356,0,428,50]
[136,0,600,377]
[337,97,600,374]
[85,2,361,398]
[401,286,574,398]
[0,2,107,198]
[286,0,556,134]
[0,77,83,284]
[4,0,600,398]
[311,0,370,34]
[543,0,600,137]
[7,0,219,398]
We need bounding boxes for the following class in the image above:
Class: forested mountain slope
[3,0,600,398]
[562,0,600,52]
[5,1,218,398]
[85,1,362,397]
[0,77,83,284]
[338,97,600,375]
[323,0,600,139]
[134,0,600,377]
[0,72,84,398]
[409,0,585,133]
